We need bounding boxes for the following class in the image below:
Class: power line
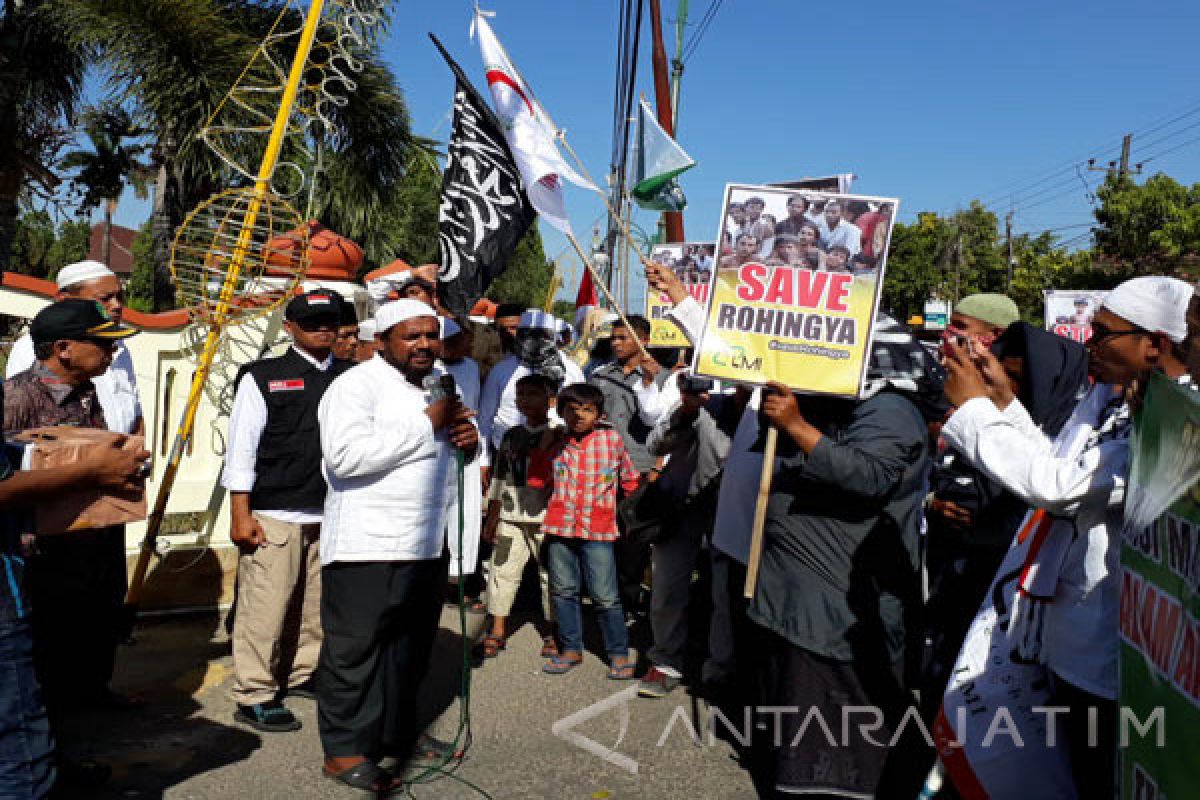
[974,98,1200,210]
[681,0,723,62]
[1140,132,1200,165]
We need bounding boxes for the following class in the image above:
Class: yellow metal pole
[127,0,328,606]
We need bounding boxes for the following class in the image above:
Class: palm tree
[0,0,89,270]
[60,104,152,267]
[61,0,430,307]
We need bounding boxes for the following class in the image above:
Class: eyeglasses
[1088,323,1147,346]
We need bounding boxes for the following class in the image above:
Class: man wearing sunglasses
[941,275,1193,799]
[223,290,351,734]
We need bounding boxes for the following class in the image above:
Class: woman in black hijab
[919,321,1088,723]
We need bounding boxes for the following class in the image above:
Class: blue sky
[111,0,1200,307]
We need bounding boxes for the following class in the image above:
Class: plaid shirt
[542,424,639,541]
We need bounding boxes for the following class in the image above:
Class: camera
[677,374,714,394]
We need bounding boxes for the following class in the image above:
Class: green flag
[1120,372,1200,800]
[631,97,694,212]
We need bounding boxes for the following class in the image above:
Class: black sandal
[324,759,393,792]
[408,734,462,766]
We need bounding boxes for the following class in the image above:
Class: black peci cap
[285,290,344,323]
[30,299,138,345]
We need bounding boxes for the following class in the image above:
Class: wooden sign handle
[743,425,778,599]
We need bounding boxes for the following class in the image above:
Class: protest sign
[1044,289,1108,342]
[646,242,713,346]
[1120,373,1200,800]
[693,184,897,396]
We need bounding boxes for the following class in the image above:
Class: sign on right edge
[693,183,897,397]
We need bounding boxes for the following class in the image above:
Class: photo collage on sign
[693,183,899,397]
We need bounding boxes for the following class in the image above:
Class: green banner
[1120,373,1200,800]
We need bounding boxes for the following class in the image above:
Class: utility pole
[1088,133,1143,181]
[1005,211,1015,289]
[648,0,685,243]
[670,0,689,132]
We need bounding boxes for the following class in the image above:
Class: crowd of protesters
[0,255,1196,798]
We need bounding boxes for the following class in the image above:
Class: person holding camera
[637,372,734,698]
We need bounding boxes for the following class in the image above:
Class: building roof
[87,223,138,276]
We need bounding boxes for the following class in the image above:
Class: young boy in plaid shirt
[541,383,640,679]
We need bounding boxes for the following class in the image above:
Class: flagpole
[563,229,651,362]
[557,134,668,279]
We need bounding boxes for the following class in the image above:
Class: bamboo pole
[743,426,778,599]
[557,135,665,279]
[125,0,328,607]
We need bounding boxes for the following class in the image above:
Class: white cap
[375,299,437,334]
[518,309,558,333]
[357,319,377,342]
[57,260,116,289]
[1101,276,1194,344]
[391,270,416,289]
[441,317,462,338]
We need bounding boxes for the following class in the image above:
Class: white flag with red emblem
[473,10,596,235]
[573,266,598,328]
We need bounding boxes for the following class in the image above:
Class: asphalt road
[60,606,760,799]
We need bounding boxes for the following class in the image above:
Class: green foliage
[60,103,151,212]
[362,150,442,271]
[1093,173,1200,278]
[45,218,91,278]
[10,211,58,277]
[126,221,155,313]
[551,299,575,322]
[487,227,551,308]
[0,0,89,269]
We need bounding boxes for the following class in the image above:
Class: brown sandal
[539,635,559,658]
[480,634,506,658]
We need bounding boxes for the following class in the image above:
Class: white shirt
[942,387,1129,698]
[440,357,482,574]
[478,352,585,452]
[221,347,332,525]
[815,217,863,256]
[318,356,461,565]
[6,333,143,434]
[442,357,481,412]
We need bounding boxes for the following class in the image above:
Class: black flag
[430,33,536,317]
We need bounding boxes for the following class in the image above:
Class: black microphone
[423,372,458,402]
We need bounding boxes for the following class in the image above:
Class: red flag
[574,268,597,327]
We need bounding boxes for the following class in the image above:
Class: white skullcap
[518,309,558,333]
[357,319,377,342]
[56,260,116,289]
[441,317,462,338]
[1101,276,1193,343]
[375,299,437,333]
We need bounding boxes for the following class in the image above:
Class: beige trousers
[231,514,322,705]
[486,519,553,620]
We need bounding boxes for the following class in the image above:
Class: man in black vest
[223,290,350,733]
